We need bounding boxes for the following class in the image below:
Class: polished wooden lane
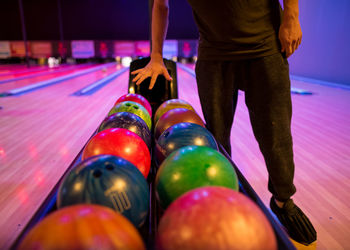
[0,64,77,81]
[177,66,350,250]
[0,65,46,75]
[0,64,129,249]
[0,64,102,92]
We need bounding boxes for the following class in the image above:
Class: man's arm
[132,0,172,89]
[279,0,302,57]
[151,0,169,61]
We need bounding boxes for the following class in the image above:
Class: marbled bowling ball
[108,101,152,130]
[82,128,151,178]
[154,99,195,125]
[157,186,277,250]
[155,145,239,208]
[154,108,205,140]
[99,112,151,151]
[155,122,218,164]
[19,204,145,250]
[115,93,152,117]
[57,155,150,227]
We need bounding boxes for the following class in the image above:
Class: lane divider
[177,63,314,95]
[0,63,115,97]
[0,64,92,84]
[71,67,129,96]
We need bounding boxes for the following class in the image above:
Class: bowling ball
[155,122,218,164]
[18,204,145,250]
[98,112,151,150]
[57,155,150,227]
[154,99,195,125]
[115,93,152,117]
[156,186,277,250]
[82,128,151,178]
[155,146,238,208]
[108,101,152,130]
[154,108,205,140]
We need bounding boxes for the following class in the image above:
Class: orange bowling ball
[18,204,145,250]
[154,108,205,140]
[154,99,195,125]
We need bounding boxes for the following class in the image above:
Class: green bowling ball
[109,101,152,130]
[155,145,239,208]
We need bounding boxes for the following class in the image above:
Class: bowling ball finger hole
[133,106,139,110]
[105,164,114,171]
[126,103,131,107]
[93,169,102,178]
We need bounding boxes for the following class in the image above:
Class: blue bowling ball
[98,112,151,150]
[57,155,150,227]
[155,122,219,165]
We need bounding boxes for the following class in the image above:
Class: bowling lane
[177,63,350,250]
[0,64,79,81]
[0,65,47,76]
[88,67,130,103]
[0,64,37,71]
[0,64,27,70]
[0,65,129,249]
[30,64,124,96]
[0,64,100,92]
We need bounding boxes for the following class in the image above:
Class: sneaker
[270,197,317,245]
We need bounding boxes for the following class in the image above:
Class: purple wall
[288,0,350,86]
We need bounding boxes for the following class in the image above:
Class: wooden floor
[0,64,349,249]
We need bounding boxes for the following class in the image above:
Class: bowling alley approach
[0,1,349,249]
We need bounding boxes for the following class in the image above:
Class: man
[132,0,316,245]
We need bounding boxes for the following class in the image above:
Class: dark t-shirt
[186,0,283,60]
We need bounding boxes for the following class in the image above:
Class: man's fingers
[286,44,293,58]
[297,37,302,48]
[131,63,172,87]
[136,74,149,86]
[292,40,298,54]
[281,43,286,53]
[131,69,142,75]
[132,72,143,82]
[149,74,158,90]
[164,70,173,81]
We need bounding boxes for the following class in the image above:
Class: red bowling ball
[82,128,151,178]
[157,186,277,250]
[115,93,152,117]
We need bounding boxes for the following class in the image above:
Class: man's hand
[279,14,302,58]
[131,56,172,90]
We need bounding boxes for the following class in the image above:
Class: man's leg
[244,53,295,201]
[195,60,238,156]
[244,53,316,245]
